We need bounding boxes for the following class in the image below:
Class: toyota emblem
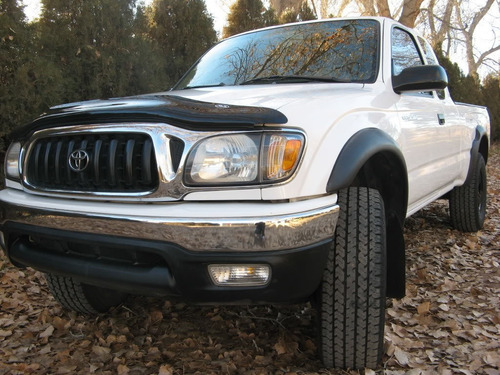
[69,149,90,172]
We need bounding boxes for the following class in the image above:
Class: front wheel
[318,187,386,369]
[45,274,126,315]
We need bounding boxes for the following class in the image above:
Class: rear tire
[449,154,487,232]
[318,187,386,369]
[45,274,126,315]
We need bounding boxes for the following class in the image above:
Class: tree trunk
[427,0,454,48]
[376,0,391,18]
[398,0,424,27]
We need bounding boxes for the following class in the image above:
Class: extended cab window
[418,36,446,99]
[418,37,438,65]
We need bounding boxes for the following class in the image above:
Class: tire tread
[319,187,386,369]
[45,274,124,315]
[450,154,486,232]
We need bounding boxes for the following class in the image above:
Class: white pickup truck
[1,17,490,369]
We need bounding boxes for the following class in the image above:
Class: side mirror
[392,65,448,93]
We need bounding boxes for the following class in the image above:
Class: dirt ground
[1,145,499,375]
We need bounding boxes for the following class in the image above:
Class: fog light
[208,264,271,286]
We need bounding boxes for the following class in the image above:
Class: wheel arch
[326,128,408,298]
[464,125,489,183]
[476,125,489,163]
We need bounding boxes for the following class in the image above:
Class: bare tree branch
[475,44,500,70]
[320,0,330,18]
[398,0,425,27]
[336,0,351,17]
[454,0,497,76]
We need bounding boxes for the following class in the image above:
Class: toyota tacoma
[0,17,490,369]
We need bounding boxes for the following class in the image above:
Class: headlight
[5,142,22,181]
[185,132,304,186]
[186,134,260,184]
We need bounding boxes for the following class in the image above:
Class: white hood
[168,83,371,122]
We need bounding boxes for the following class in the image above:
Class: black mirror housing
[392,65,448,93]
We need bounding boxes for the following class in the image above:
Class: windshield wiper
[239,75,349,85]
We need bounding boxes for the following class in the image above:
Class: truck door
[417,36,467,179]
[391,27,460,211]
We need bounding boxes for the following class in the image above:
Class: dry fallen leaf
[0,330,13,337]
[394,347,410,366]
[91,346,111,357]
[158,364,173,375]
[417,301,431,315]
[274,341,287,355]
[39,325,54,338]
[117,364,129,375]
[484,351,500,367]
[150,310,163,323]
[52,317,68,331]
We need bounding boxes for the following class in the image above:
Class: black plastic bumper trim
[3,223,331,304]
[10,238,175,295]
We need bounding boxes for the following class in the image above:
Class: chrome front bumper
[0,189,339,253]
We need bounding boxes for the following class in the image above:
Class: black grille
[26,133,164,193]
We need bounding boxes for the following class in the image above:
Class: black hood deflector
[11,94,288,140]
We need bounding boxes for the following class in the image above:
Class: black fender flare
[327,128,405,189]
[465,125,488,182]
[326,128,408,219]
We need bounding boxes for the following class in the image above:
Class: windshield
[175,19,380,89]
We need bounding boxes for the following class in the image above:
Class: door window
[391,28,423,76]
[392,28,431,96]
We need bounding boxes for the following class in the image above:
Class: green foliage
[482,74,499,141]
[147,0,217,87]
[278,1,316,24]
[128,4,168,94]
[0,0,217,153]
[223,0,278,38]
[0,0,51,148]
[297,2,316,21]
[436,46,481,103]
[262,6,279,27]
[38,0,146,101]
[223,0,316,38]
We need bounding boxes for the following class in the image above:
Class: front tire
[45,274,126,315]
[449,154,487,232]
[318,187,386,369]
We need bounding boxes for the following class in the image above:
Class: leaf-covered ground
[1,146,499,375]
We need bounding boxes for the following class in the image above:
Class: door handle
[437,113,446,125]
